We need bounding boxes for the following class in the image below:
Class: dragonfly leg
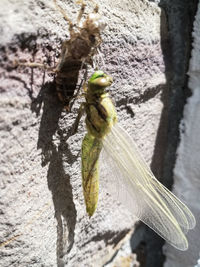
[86,0,99,13]
[68,66,88,110]
[66,92,85,112]
[76,0,86,26]
[71,102,86,135]
[14,60,56,73]
[76,0,99,26]
[53,0,74,32]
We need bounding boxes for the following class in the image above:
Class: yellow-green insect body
[81,71,195,250]
[81,135,102,216]
[81,71,117,216]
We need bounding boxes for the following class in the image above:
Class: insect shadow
[36,80,78,260]
[3,31,79,262]
[30,67,80,262]
[29,78,78,263]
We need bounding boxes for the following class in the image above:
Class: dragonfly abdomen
[81,71,117,216]
[81,133,102,216]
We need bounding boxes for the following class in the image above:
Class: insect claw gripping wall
[53,0,106,110]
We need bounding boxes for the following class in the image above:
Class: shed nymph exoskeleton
[53,0,106,109]
[17,0,106,110]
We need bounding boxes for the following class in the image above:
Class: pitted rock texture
[0,0,169,266]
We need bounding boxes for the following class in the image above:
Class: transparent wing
[101,124,196,251]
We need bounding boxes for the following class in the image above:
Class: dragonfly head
[88,71,113,94]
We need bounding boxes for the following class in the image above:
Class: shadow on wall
[36,80,77,265]
[131,0,199,267]
[4,31,79,266]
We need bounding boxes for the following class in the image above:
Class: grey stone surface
[164,1,200,266]
[0,0,168,266]
[132,1,199,267]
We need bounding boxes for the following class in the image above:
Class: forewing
[101,124,196,250]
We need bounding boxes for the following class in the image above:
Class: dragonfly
[79,70,196,251]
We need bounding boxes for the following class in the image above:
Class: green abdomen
[81,133,102,216]
[82,93,117,216]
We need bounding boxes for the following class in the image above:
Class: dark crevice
[130,1,199,267]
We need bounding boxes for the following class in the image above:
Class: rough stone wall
[131,1,199,266]
[164,1,200,266]
[0,0,169,266]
